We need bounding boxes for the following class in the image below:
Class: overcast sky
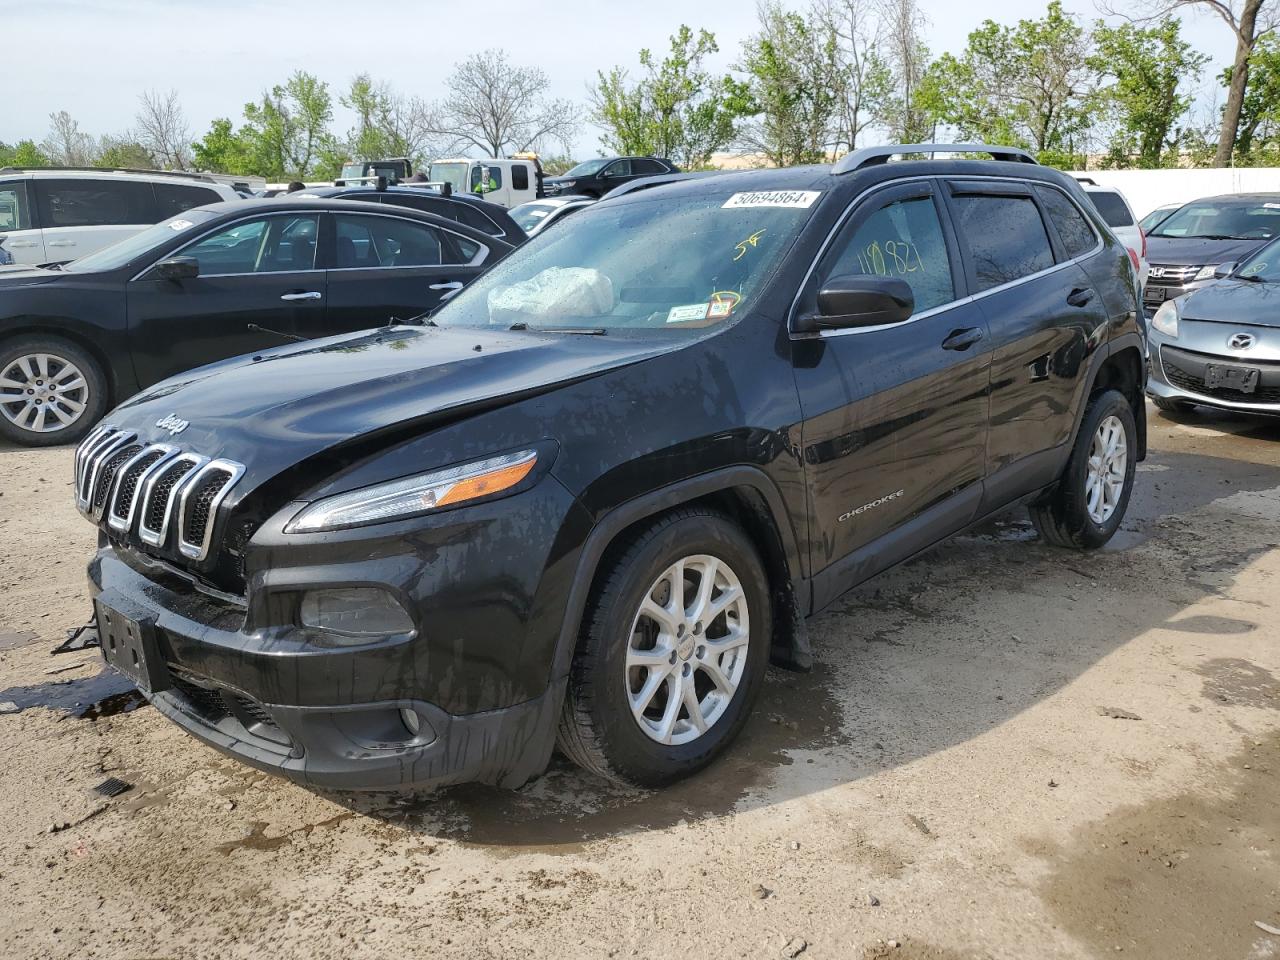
[7,0,1239,159]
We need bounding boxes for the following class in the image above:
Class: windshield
[1150,199,1280,240]
[340,163,365,180]
[63,210,220,273]
[1234,236,1280,281]
[564,158,609,178]
[509,201,562,232]
[429,162,469,195]
[434,190,820,333]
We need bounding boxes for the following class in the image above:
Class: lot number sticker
[722,191,821,210]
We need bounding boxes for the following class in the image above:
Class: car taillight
[1127,247,1140,271]
[1139,226,1147,260]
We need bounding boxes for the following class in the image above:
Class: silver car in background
[1147,235,1280,416]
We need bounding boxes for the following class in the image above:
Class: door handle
[46,240,77,248]
[280,291,323,301]
[7,240,39,248]
[941,327,985,351]
[1067,287,1094,308]
[429,281,465,301]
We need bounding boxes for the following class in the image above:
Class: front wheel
[0,335,107,447]
[557,508,771,786]
[1030,389,1137,549]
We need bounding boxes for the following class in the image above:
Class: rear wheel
[557,508,771,786]
[0,336,106,446]
[1030,389,1137,549]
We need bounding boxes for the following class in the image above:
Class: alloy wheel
[625,554,750,746]
[0,352,90,435]
[1085,414,1128,524]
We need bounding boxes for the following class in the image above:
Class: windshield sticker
[667,303,710,324]
[733,229,767,261]
[168,219,194,231]
[1242,261,1268,276]
[707,299,735,320]
[723,191,821,210]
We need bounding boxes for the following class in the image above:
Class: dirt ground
[1,403,1278,960]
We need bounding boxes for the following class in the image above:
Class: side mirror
[1213,262,1237,279]
[155,256,199,281]
[799,275,915,332]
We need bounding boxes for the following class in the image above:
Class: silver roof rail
[0,165,221,183]
[600,171,720,201]
[833,143,1038,175]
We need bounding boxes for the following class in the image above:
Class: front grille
[73,426,244,562]
[167,671,287,744]
[1148,263,1200,284]
[1161,346,1280,405]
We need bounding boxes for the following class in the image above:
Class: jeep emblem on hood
[155,413,190,436]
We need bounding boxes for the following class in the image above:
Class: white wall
[1066,168,1280,221]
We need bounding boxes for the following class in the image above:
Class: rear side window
[154,183,223,219]
[511,165,530,191]
[451,203,505,237]
[36,179,155,227]
[334,213,479,268]
[1035,186,1098,260]
[825,193,956,314]
[951,194,1055,291]
[1088,190,1134,227]
[632,158,668,174]
[0,181,33,231]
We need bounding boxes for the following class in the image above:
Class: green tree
[817,0,895,152]
[241,71,335,179]
[736,3,842,166]
[95,135,154,169]
[1225,32,1280,161]
[917,1,1092,164]
[334,73,441,174]
[1089,21,1208,168]
[0,140,49,167]
[592,26,746,170]
[877,0,933,142]
[191,118,255,174]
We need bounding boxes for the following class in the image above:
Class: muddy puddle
[0,665,144,719]
[345,660,850,852]
[1035,700,1280,958]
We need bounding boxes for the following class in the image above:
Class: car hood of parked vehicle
[108,323,681,494]
[1145,235,1269,267]
[1180,276,1280,326]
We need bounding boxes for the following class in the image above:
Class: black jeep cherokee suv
[78,144,1146,791]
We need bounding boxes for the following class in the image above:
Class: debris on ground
[1096,706,1143,720]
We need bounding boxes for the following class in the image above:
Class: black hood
[1144,235,1269,267]
[109,325,679,495]
[1182,277,1280,327]
[0,265,64,287]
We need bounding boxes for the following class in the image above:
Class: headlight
[1194,264,1218,281]
[285,449,538,533]
[1151,300,1179,338]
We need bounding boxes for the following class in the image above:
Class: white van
[0,168,240,265]
[427,158,541,209]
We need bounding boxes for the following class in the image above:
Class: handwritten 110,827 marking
[855,240,926,278]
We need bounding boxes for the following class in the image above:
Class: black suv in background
[542,156,678,197]
[80,144,1144,792]
[290,184,527,245]
[1143,193,1280,315]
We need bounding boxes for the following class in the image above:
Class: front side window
[512,165,530,191]
[602,159,633,178]
[154,183,223,219]
[37,179,154,227]
[951,194,1055,292]
[1035,186,1098,260]
[470,166,502,192]
[822,194,956,314]
[0,182,32,231]
[334,214,477,268]
[435,191,818,333]
[564,158,609,178]
[177,214,319,274]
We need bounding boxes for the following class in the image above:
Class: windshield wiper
[1184,234,1240,240]
[508,323,607,335]
[1236,273,1267,282]
[247,322,307,343]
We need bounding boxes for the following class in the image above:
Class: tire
[557,507,772,787]
[1030,389,1137,550]
[0,335,107,447]
[1151,395,1193,414]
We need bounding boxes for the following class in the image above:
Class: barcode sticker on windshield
[723,191,821,210]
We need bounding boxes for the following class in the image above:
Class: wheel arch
[551,467,811,686]
[0,320,124,408]
[1089,336,1146,461]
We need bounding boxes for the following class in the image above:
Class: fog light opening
[400,707,422,737]
[298,587,414,642]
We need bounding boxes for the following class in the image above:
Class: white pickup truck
[427,158,542,209]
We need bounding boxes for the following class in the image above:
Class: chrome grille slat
[74,429,245,563]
